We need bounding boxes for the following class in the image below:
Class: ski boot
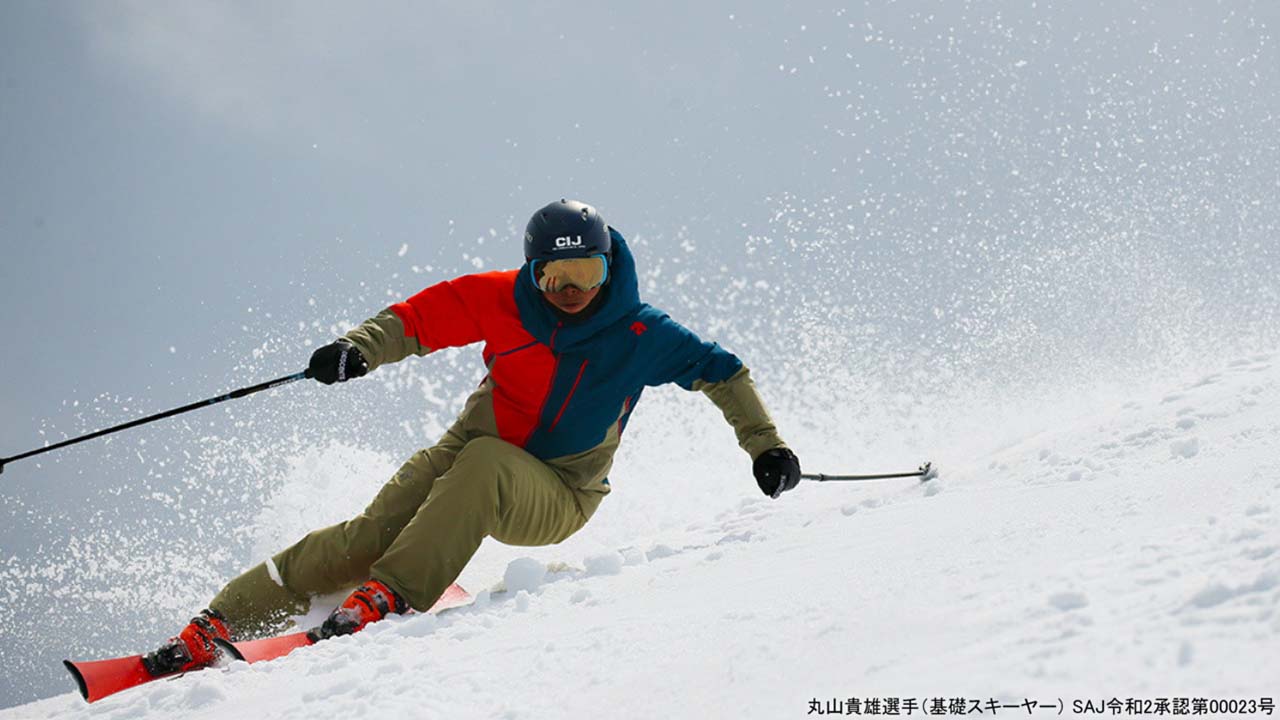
[309,580,408,641]
[141,608,230,676]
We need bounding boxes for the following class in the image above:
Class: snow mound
[501,557,546,594]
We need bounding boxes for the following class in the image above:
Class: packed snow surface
[4,351,1276,718]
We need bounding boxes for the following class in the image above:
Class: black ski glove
[754,447,801,499]
[308,340,369,385]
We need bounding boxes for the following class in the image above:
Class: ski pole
[0,369,312,475]
[802,461,938,483]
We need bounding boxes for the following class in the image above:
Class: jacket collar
[515,228,640,352]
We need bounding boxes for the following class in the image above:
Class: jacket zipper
[549,321,563,352]
[549,359,589,431]
[617,395,632,435]
[522,321,567,445]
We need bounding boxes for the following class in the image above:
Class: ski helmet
[524,199,612,262]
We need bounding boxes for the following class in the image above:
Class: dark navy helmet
[524,199,612,262]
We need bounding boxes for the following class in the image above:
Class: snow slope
[4,350,1277,719]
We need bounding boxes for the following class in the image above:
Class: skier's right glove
[308,339,369,385]
[754,447,801,499]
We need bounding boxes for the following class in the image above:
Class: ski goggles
[529,255,609,293]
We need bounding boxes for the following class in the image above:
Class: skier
[143,200,801,675]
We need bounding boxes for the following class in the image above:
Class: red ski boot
[309,580,408,641]
[141,609,231,676]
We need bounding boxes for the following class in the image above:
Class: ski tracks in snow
[933,352,1280,694]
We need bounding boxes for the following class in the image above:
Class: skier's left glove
[754,447,801,499]
[308,339,369,385]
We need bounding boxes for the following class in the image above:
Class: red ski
[64,582,470,703]
[215,582,472,664]
[63,654,167,704]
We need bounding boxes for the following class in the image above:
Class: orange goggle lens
[530,255,608,293]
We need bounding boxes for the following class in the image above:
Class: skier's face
[542,284,602,314]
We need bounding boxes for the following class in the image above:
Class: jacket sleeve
[693,366,788,461]
[645,314,787,460]
[644,314,744,390]
[342,273,496,372]
[342,308,428,372]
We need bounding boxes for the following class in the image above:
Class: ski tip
[919,461,939,482]
[62,660,90,702]
[212,637,244,663]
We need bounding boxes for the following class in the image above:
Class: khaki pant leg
[207,562,307,639]
[370,435,589,611]
[210,438,462,636]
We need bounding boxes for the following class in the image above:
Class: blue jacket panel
[514,229,743,459]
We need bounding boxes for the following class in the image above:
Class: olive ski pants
[209,434,593,638]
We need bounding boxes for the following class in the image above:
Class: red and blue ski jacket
[343,228,785,518]
[373,229,745,460]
